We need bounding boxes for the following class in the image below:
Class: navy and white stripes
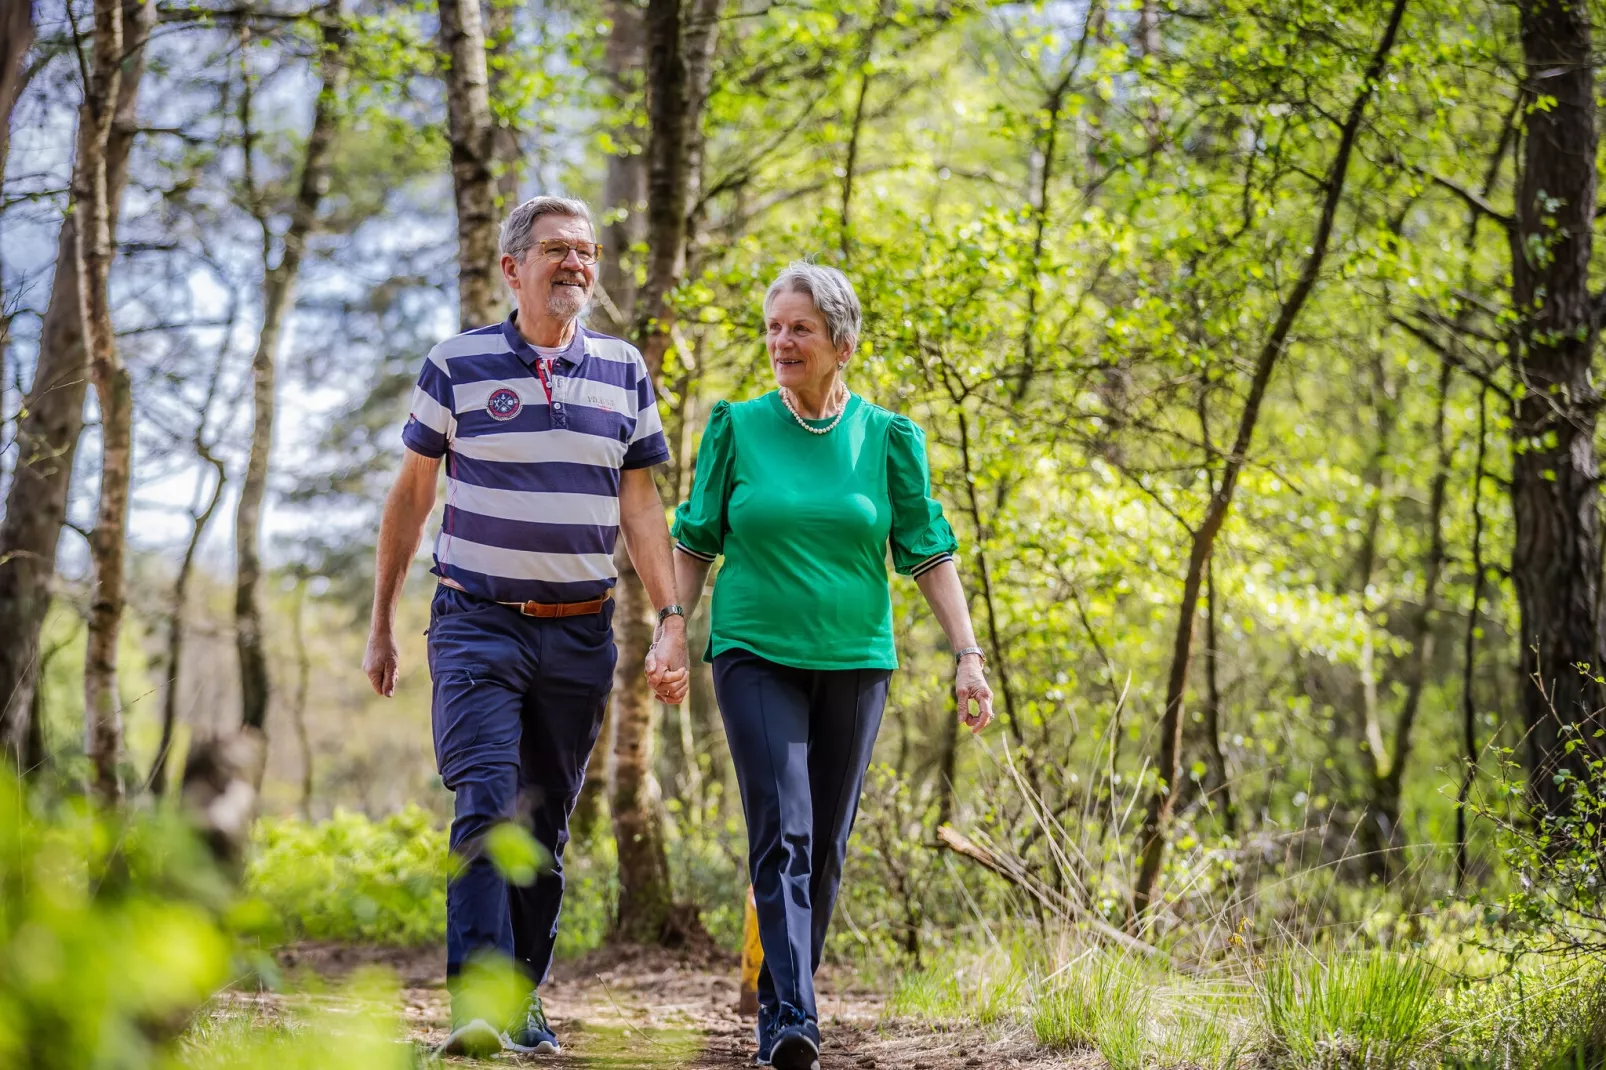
[403,315,671,604]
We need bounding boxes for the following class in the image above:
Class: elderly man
[363,195,689,1057]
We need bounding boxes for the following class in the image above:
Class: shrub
[246,808,447,946]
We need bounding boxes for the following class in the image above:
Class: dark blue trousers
[427,585,616,986]
[712,648,891,1026]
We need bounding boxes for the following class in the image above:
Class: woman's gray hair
[764,261,862,351]
[500,196,593,262]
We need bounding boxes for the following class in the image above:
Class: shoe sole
[438,1018,507,1058]
[506,1038,561,1054]
[771,1034,819,1070]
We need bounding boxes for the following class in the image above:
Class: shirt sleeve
[401,345,455,458]
[670,401,735,562]
[622,348,673,469]
[887,414,959,578]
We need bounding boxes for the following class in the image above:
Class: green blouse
[672,391,958,671]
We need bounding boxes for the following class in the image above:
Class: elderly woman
[667,263,993,1070]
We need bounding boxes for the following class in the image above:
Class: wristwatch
[954,646,986,665]
[658,604,685,624]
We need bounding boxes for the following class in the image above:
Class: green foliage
[246,808,446,946]
[0,772,242,1070]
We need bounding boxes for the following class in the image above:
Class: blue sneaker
[769,1005,819,1070]
[506,989,560,1055]
[754,1003,780,1065]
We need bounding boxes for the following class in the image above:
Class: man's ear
[500,253,520,288]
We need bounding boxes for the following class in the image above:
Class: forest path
[231,942,1084,1070]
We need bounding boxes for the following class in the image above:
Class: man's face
[501,214,598,324]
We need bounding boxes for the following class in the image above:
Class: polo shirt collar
[502,311,586,368]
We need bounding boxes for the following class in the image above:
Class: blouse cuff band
[675,540,718,563]
[909,552,954,578]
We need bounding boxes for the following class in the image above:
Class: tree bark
[1508,0,1604,820]
[289,577,315,818]
[484,0,521,209]
[438,0,501,327]
[0,0,152,768]
[1128,0,1409,929]
[79,0,129,806]
[0,0,34,181]
[147,443,225,797]
[594,0,648,338]
[235,5,346,737]
[611,0,720,945]
[1456,389,1489,891]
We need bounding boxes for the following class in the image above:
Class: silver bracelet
[954,646,986,665]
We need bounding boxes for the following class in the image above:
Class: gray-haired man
[364,196,689,1056]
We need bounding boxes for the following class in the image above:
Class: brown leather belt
[440,579,612,618]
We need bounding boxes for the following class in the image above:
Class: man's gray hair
[500,195,594,262]
[764,261,862,351]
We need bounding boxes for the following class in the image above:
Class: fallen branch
[934,825,1166,961]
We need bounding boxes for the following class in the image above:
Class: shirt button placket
[552,375,566,428]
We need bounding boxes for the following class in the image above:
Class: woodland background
[5,0,1606,1066]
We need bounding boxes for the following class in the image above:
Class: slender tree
[79,0,131,805]
[0,0,153,767]
[1129,0,1410,927]
[0,0,33,186]
[437,0,501,327]
[611,0,720,944]
[235,4,348,749]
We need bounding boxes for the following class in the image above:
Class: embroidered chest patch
[487,387,523,421]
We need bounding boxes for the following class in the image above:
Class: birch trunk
[438,0,500,326]
[0,0,152,766]
[79,0,128,806]
[235,6,347,739]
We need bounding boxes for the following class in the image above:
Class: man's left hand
[645,617,690,705]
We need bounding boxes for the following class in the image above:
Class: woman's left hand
[956,654,992,734]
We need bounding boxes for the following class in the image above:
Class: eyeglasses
[535,239,603,265]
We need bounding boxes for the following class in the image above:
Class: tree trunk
[79,0,129,806]
[0,0,152,767]
[484,0,521,209]
[1508,0,1604,820]
[1360,359,1453,877]
[1456,389,1489,891]
[235,5,346,737]
[0,0,33,181]
[290,578,315,818]
[438,0,501,327]
[147,446,225,797]
[593,0,648,338]
[1128,0,1408,928]
[611,0,720,945]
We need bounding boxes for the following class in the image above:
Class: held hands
[645,616,690,705]
[956,652,993,734]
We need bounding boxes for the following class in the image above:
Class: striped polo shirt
[402,313,671,604]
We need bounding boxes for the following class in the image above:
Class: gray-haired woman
[668,263,993,1069]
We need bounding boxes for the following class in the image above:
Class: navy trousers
[712,648,891,1026]
[427,584,616,986]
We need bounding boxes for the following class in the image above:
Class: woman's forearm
[673,547,715,624]
[915,560,979,653]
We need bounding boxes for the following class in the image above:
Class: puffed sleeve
[887,414,959,577]
[671,401,736,561]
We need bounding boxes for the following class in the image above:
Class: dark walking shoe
[438,1016,508,1058]
[754,1003,780,1065]
[770,1026,820,1070]
[506,988,560,1054]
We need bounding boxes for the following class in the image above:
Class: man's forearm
[370,456,438,633]
[619,470,679,612]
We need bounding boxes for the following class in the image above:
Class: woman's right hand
[956,653,992,733]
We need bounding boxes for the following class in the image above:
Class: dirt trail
[234,943,1084,1069]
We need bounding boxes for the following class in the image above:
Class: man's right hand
[363,630,400,697]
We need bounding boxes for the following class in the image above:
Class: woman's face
[766,289,847,394]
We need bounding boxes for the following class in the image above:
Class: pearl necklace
[780,383,850,435]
